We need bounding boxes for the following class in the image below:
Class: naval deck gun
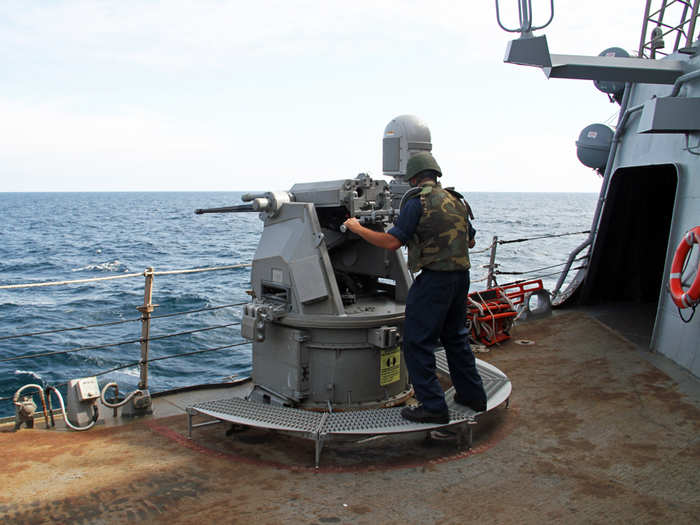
[196,173,414,410]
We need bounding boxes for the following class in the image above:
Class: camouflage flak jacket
[406,181,471,272]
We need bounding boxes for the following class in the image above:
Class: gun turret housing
[197,174,413,410]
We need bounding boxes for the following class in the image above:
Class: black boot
[453,394,487,412]
[400,405,449,424]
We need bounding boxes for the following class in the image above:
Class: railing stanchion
[137,267,156,391]
[487,236,499,288]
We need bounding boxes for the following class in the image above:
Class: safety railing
[0,264,252,409]
[470,230,590,291]
[0,231,589,412]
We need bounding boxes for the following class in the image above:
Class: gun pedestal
[197,174,413,410]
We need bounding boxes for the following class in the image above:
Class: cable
[0,263,252,290]
[62,341,250,384]
[91,361,141,378]
[0,317,141,341]
[100,382,144,408]
[1,342,251,406]
[470,230,588,255]
[0,322,241,363]
[45,386,98,431]
[498,230,590,245]
[470,240,497,255]
[137,322,241,344]
[505,266,586,282]
[13,384,50,429]
[495,256,588,276]
[143,341,250,364]
[149,302,247,321]
[0,338,141,363]
[0,302,247,342]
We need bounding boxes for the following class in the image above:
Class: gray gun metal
[196,173,414,411]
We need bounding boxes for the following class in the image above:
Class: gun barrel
[195,204,256,214]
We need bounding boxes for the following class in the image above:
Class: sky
[1,1,645,193]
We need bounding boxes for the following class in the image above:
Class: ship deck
[2,310,699,524]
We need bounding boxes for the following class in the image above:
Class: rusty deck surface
[2,311,699,524]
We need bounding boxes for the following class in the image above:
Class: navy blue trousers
[403,269,487,413]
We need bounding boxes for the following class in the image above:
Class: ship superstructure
[498,0,700,376]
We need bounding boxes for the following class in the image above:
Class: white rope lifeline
[0,263,252,290]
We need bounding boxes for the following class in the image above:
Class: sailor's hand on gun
[342,217,362,234]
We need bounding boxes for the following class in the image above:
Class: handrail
[2,229,592,410]
[0,303,247,343]
[0,263,252,290]
[0,341,252,404]
[0,316,142,341]
[0,272,146,289]
[471,229,589,254]
[497,230,589,245]
[1,263,253,410]
[495,255,588,276]
[0,322,242,363]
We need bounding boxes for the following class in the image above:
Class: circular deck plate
[182,356,512,470]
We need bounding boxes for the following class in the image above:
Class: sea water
[0,191,597,417]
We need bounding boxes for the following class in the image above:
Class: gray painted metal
[189,397,323,433]
[235,174,416,409]
[594,47,631,97]
[616,60,700,376]
[187,356,512,466]
[499,6,700,378]
[638,96,700,133]
[503,35,551,67]
[576,124,614,171]
[188,356,511,436]
[545,53,685,84]
[503,34,685,84]
[382,114,432,179]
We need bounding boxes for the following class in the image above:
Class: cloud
[2,1,642,68]
[0,1,648,192]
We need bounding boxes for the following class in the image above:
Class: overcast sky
[1,1,644,193]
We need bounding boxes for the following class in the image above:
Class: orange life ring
[669,226,700,308]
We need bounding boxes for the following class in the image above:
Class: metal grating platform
[191,397,324,433]
[187,355,511,467]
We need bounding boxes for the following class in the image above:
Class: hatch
[578,164,678,346]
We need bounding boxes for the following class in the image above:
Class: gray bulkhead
[582,50,700,376]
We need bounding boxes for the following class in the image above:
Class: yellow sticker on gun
[380,347,401,386]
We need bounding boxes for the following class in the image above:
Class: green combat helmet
[405,152,442,181]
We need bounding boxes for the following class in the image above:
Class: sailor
[343,152,487,424]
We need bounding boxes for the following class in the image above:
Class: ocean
[0,191,597,417]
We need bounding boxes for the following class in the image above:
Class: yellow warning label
[380,347,401,386]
